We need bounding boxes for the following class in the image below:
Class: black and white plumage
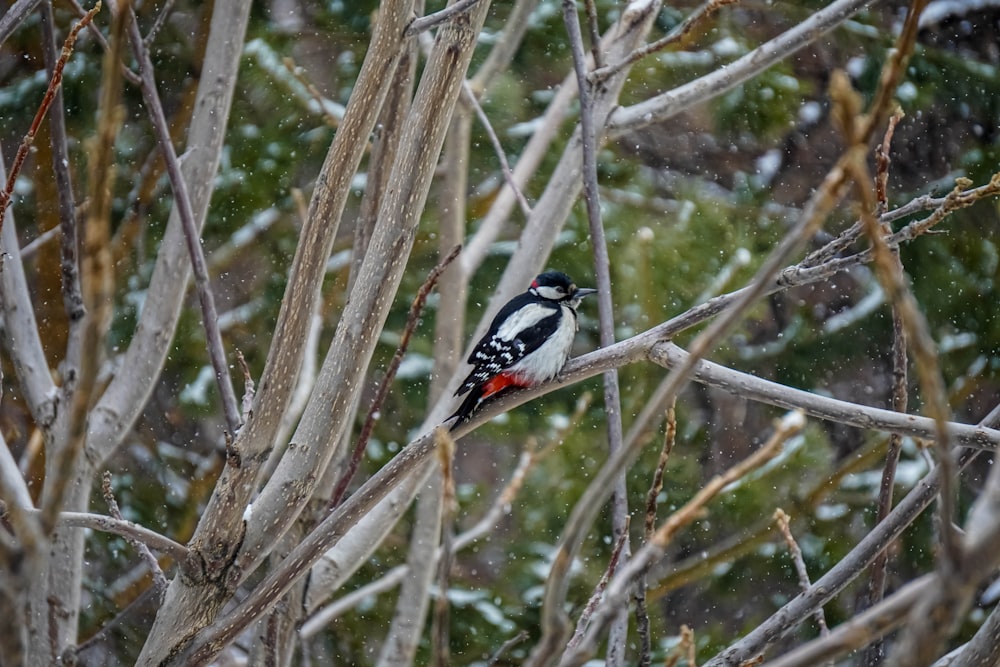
[450,271,596,427]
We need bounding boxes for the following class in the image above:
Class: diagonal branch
[0,3,97,229]
[124,3,241,434]
[607,0,877,134]
[557,412,805,667]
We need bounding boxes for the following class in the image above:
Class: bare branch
[646,342,999,451]
[702,449,983,667]
[562,1,630,661]
[593,0,739,81]
[860,109,907,667]
[765,575,936,667]
[0,0,44,47]
[87,0,251,466]
[101,472,168,598]
[607,0,876,134]
[566,517,631,651]
[557,412,805,667]
[124,3,242,434]
[775,509,828,635]
[406,0,483,36]
[431,429,458,667]
[2,505,190,561]
[329,245,460,509]
[42,0,121,538]
[636,402,676,666]
[38,0,85,338]
[235,350,255,424]
[462,81,533,219]
[0,2,98,228]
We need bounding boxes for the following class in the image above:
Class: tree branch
[124,3,241,434]
[606,0,877,134]
[562,1,631,662]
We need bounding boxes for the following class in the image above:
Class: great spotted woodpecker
[449,271,596,427]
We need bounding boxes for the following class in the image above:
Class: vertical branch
[636,401,676,667]
[347,36,417,292]
[0,3,98,230]
[42,0,118,535]
[38,1,85,350]
[836,67,959,570]
[861,110,906,667]
[561,2,630,663]
[431,109,472,403]
[582,0,603,69]
[123,4,241,434]
[431,429,457,667]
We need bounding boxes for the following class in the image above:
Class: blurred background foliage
[1,0,999,663]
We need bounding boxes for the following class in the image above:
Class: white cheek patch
[533,285,565,300]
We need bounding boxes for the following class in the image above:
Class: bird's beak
[576,288,598,298]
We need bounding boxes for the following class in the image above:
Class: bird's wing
[455,299,560,395]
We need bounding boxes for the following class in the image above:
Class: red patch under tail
[481,372,531,399]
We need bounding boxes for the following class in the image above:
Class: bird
[449,270,596,427]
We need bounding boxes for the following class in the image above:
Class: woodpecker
[449,271,597,427]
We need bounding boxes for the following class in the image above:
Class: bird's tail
[448,386,484,431]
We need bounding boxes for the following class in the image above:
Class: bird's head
[529,271,597,306]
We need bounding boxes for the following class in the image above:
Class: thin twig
[559,412,805,667]
[774,509,828,635]
[645,402,676,541]
[41,0,118,537]
[64,0,142,85]
[607,0,872,134]
[861,109,906,667]
[124,3,242,434]
[44,509,189,560]
[406,0,483,36]
[143,0,175,44]
[0,1,99,232]
[236,350,255,424]
[328,245,462,509]
[38,0,85,336]
[582,0,603,69]
[101,472,169,598]
[593,0,739,81]
[566,516,632,651]
[282,56,341,127]
[563,0,631,662]
[663,625,696,667]
[487,630,530,666]
[636,401,676,667]
[462,81,533,219]
[833,11,961,575]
